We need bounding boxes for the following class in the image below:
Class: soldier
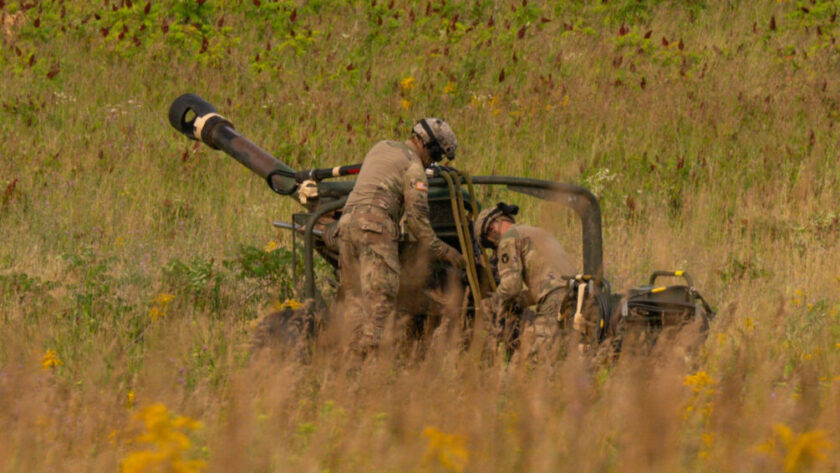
[337,118,464,359]
[474,203,581,360]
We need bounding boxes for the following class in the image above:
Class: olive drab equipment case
[559,271,714,352]
[613,270,715,342]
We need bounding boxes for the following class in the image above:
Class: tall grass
[1,0,839,471]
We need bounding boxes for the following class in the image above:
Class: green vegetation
[1,0,839,471]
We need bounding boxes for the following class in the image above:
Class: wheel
[249,307,314,356]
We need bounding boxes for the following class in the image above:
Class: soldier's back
[508,224,575,302]
[345,140,417,218]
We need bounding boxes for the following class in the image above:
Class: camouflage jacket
[493,224,575,307]
[343,140,450,258]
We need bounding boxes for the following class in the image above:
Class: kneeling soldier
[475,203,578,360]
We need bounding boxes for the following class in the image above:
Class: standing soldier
[474,203,583,360]
[337,118,464,359]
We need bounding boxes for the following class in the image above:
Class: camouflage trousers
[523,290,566,360]
[483,289,564,362]
[337,206,400,358]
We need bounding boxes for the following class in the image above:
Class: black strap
[418,119,445,161]
[266,169,298,195]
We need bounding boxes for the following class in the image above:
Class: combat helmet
[474,202,519,248]
[413,118,458,162]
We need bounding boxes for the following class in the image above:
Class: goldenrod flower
[699,431,716,458]
[121,403,205,473]
[401,99,411,109]
[274,299,304,311]
[154,293,175,305]
[684,370,716,420]
[792,289,804,307]
[422,426,469,473]
[684,370,715,394]
[443,81,456,94]
[757,424,832,472]
[149,293,175,321]
[41,349,62,370]
[126,390,136,408]
[400,76,415,91]
[263,240,278,252]
[148,306,163,321]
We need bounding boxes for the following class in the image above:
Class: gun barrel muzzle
[168,93,297,194]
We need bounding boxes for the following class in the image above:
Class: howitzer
[168,93,712,355]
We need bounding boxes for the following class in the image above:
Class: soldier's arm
[493,233,523,304]
[403,162,461,263]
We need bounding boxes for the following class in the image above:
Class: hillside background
[1,0,839,472]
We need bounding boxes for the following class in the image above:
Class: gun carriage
[168,93,713,354]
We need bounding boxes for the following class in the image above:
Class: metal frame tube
[304,198,346,300]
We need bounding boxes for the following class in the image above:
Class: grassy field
[2,0,840,471]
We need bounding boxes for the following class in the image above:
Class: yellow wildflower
[263,240,278,252]
[401,99,411,109]
[149,293,175,321]
[400,76,415,91]
[126,390,136,408]
[41,349,63,370]
[699,431,716,458]
[422,427,469,473]
[443,81,456,94]
[148,306,163,321]
[154,293,175,305]
[792,289,804,307]
[282,299,304,310]
[684,370,716,420]
[684,370,715,394]
[121,403,205,473]
[758,424,832,472]
[562,94,570,108]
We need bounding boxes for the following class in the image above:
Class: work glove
[298,179,319,205]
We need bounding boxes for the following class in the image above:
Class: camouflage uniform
[488,224,575,359]
[338,140,460,357]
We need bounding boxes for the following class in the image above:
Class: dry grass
[1,1,839,471]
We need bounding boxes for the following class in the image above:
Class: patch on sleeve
[501,254,509,264]
[412,180,429,192]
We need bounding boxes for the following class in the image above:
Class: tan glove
[298,179,319,205]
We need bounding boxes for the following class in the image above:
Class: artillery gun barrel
[168,93,297,194]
